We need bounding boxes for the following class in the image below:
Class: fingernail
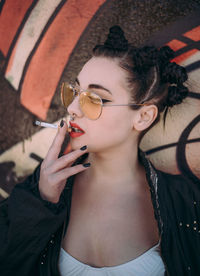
[83,163,91,168]
[60,119,64,128]
[80,145,87,151]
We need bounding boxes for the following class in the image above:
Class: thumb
[46,120,69,162]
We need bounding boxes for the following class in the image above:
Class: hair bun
[161,62,188,84]
[166,84,188,107]
[159,46,174,63]
[104,25,128,51]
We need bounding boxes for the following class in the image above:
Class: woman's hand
[39,120,89,203]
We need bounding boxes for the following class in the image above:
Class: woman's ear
[133,105,158,131]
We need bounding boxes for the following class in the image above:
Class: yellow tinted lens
[61,83,74,107]
[80,92,102,120]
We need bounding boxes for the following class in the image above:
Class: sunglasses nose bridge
[67,91,84,118]
[73,87,81,97]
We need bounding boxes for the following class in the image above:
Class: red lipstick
[69,122,85,138]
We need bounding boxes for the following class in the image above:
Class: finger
[55,163,91,183]
[46,146,88,173]
[45,120,68,163]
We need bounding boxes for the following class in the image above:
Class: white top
[58,243,165,276]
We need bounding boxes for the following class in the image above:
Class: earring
[70,113,75,121]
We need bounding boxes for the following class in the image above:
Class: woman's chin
[70,138,87,151]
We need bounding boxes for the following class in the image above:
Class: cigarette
[35,120,72,132]
[35,120,58,129]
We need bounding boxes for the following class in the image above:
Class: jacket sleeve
[0,164,68,274]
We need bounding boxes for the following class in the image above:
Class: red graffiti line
[166,25,200,64]
[20,0,106,120]
[0,0,35,57]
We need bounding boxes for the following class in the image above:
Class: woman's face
[67,57,138,152]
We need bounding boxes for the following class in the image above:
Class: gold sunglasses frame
[61,82,147,120]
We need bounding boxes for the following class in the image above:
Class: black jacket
[0,152,200,276]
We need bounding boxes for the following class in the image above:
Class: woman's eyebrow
[75,77,112,95]
[88,84,112,95]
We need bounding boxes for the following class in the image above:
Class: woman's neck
[80,143,146,190]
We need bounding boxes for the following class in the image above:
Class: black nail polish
[83,163,91,168]
[80,145,87,151]
[60,120,64,128]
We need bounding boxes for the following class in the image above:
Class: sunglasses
[61,82,146,120]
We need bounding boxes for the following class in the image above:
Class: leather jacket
[0,151,199,276]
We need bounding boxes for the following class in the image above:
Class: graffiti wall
[0,0,199,201]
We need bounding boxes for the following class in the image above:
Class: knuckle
[62,154,71,164]
[68,150,83,161]
[42,167,49,176]
[70,164,83,175]
[58,153,70,165]
[59,170,69,181]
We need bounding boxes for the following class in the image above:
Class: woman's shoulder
[155,167,200,204]
[139,149,199,194]
[156,163,199,185]
[156,168,191,184]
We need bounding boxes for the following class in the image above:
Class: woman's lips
[69,131,85,138]
[69,122,85,138]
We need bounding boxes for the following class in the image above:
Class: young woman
[0,26,199,276]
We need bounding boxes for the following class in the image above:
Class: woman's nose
[67,95,83,118]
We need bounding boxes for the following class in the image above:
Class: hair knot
[166,84,188,107]
[103,25,128,51]
[158,46,174,63]
[161,62,188,84]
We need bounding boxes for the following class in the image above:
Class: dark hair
[93,26,188,127]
